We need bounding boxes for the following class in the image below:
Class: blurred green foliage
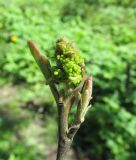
[0,0,136,159]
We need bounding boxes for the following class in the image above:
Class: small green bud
[54,71,59,75]
[53,37,85,86]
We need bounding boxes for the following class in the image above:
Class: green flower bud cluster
[53,37,85,86]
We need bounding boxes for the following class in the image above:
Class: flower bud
[53,37,86,86]
[86,76,93,97]
[82,76,93,107]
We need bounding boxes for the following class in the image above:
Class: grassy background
[0,0,136,159]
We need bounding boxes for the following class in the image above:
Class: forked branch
[28,38,93,160]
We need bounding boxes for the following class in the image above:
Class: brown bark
[56,99,72,160]
[56,138,72,160]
